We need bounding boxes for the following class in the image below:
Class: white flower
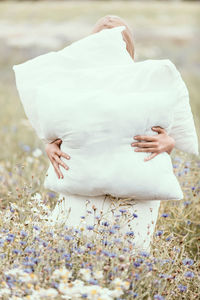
[32,148,42,157]
[37,288,58,298]
[52,268,72,280]
[0,288,11,296]
[79,268,91,281]
[26,156,34,164]
[93,270,104,280]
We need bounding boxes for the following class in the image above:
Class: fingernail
[67,156,70,159]
[134,149,138,152]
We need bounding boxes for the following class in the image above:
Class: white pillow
[12,25,198,200]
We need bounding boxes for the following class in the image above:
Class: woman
[46,15,175,253]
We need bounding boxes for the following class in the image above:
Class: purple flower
[156,230,163,237]
[12,249,22,255]
[102,221,109,227]
[33,225,40,231]
[184,271,194,278]
[178,284,187,292]
[114,238,121,243]
[154,295,164,300]
[132,213,138,218]
[24,247,35,254]
[88,278,98,285]
[119,209,127,214]
[126,231,134,236]
[182,258,194,266]
[47,192,56,198]
[23,268,33,273]
[20,230,28,237]
[86,225,94,231]
[112,224,120,230]
[109,229,116,234]
[133,262,140,268]
[139,251,149,257]
[161,213,169,218]
[64,235,74,241]
[19,241,27,246]
[86,243,94,249]
[183,201,191,206]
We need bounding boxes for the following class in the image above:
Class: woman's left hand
[131,126,175,162]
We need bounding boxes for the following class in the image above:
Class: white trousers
[47,193,161,253]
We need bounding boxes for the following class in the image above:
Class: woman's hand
[131,126,175,162]
[45,139,71,179]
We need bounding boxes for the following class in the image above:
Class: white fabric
[47,193,161,253]
[12,25,199,200]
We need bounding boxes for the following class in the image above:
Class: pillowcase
[12,25,198,200]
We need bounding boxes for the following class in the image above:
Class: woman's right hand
[45,139,70,179]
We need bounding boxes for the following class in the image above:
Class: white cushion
[12,25,198,200]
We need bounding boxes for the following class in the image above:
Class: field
[0,1,200,299]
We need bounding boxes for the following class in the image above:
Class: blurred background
[0,0,199,205]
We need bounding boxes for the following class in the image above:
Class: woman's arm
[45,139,71,179]
[131,126,175,162]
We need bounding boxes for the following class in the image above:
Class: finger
[134,147,159,153]
[131,142,158,148]
[52,160,64,179]
[133,135,157,142]
[151,127,165,134]
[144,153,158,162]
[53,154,69,170]
[57,150,70,160]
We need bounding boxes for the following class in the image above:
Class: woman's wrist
[166,136,175,154]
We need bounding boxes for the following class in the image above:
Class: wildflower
[139,251,149,257]
[178,284,187,292]
[33,225,40,231]
[161,213,169,218]
[86,225,94,230]
[88,278,98,285]
[183,201,191,206]
[102,221,109,226]
[156,230,163,237]
[93,270,103,280]
[154,295,165,300]
[182,258,194,266]
[86,243,94,249]
[126,231,134,236]
[20,230,28,237]
[79,268,91,281]
[109,229,116,234]
[24,247,35,254]
[64,235,74,241]
[166,236,172,241]
[32,148,42,157]
[119,209,127,214]
[184,271,195,278]
[47,192,56,198]
[132,213,138,218]
[133,262,140,268]
[113,224,120,230]
[12,249,22,255]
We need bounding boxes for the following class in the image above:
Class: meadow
[0,1,200,299]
